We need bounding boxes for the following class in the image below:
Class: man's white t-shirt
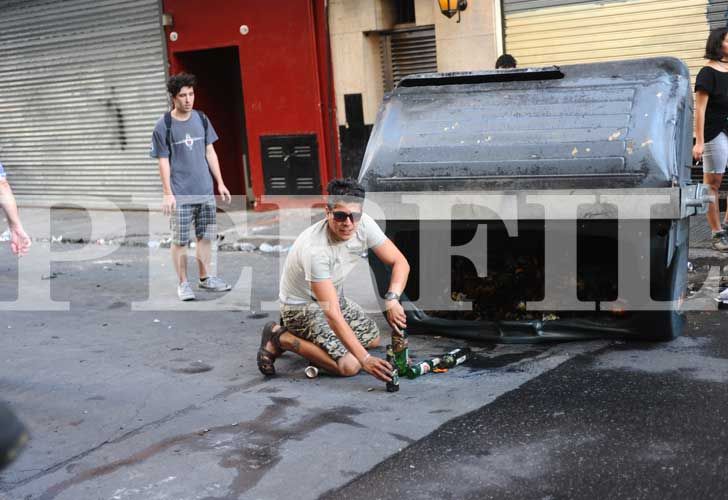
[279,214,386,304]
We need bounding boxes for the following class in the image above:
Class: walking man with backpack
[150,73,232,301]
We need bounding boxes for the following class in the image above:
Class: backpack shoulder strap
[195,110,209,140]
[164,111,173,160]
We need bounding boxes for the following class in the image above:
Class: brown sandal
[256,321,285,376]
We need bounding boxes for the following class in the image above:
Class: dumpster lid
[360,57,693,192]
[397,66,564,87]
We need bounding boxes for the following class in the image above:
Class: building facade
[329,0,502,177]
[502,0,728,87]
[2,1,727,208]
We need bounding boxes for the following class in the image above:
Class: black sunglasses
[331,210,362,223]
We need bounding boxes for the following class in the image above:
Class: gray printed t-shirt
[150,112,218,203]
[279,213,387,304]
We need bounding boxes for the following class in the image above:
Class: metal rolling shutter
[503,0,728,88]
[381,26,437,93]
[504,0,728,199]
[0,0,169,208]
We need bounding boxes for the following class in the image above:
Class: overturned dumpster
[360,58,711,342]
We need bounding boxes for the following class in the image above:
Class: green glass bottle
[438,347,473,369]
[405,360,434,379]
[385,345,399,392]
[391,329,410,374]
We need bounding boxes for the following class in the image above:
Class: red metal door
[162,0,340,207]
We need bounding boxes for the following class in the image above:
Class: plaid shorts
[170,201,217,246]
[280,297,380,361]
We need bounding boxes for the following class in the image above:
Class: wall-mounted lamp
[438,0,467,23]
[161,12,174,27]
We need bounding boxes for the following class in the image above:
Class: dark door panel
[261,134,321,195]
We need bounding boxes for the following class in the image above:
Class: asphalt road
[0,236,725,500]
[324,315,728,500]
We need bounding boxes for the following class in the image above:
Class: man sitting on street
[257,178,410,382]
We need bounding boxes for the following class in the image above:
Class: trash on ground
[259,242,289,253]
[304,365,319,379]
[235,242,257,252]
[173,361,213,374]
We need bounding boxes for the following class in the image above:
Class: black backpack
[163,109,209,161]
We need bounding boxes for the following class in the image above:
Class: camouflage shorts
[280,297,380,361]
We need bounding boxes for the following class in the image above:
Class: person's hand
[218,183,231,204]
[693,143,704,163]
[9,224,30,256]
[360,353,393,382]
[385,300,407,334]
[162,193,176,216]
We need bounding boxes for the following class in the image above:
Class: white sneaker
[198,276,231,292]
[177,281,196,301]
[712,232,728,252]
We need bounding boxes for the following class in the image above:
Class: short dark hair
[326,178,365,207]
[705,28,728,60]
[495,54,517,69]
[167,73,197,97]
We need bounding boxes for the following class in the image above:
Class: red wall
[162,0,340,205]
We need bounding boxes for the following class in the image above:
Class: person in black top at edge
[694,27,728,252]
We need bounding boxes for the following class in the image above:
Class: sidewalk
[5,206,723,253]
[10,206,304,252]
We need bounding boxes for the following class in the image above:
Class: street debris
[173,361,213,374]
[234,242,257,252]
[0,229,9,241]
[259,242,289,253]
[147,237,172,249]
[304,365,319,379]
[716,287,728,306]
[41,272,62,280]
[247,312,269,319]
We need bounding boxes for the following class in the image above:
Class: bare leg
[704,173,724,232]
[196,237,212,279]
[171,244,188,284]
[272,325,382,377]
[278,331,340,374]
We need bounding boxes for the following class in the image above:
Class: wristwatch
[384,291,400,301]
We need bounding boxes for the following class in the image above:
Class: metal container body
[360,58,700,342]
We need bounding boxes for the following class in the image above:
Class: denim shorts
[170,201,217,246]
[703,132,728,175]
